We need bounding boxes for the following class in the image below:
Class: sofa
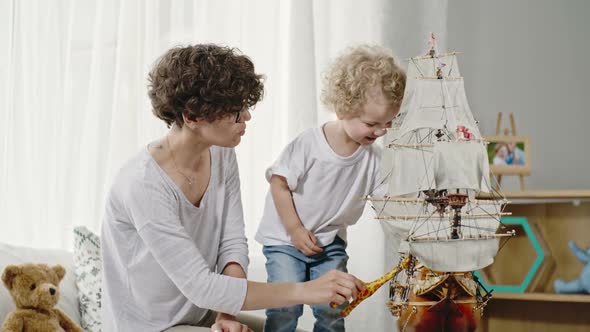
[0,227,307,332]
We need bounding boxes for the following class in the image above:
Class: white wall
[447,0,590,191]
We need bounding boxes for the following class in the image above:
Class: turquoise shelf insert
[474,216,545,293]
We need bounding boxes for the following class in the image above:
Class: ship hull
[398,302,479,332]
[391,269,483,332]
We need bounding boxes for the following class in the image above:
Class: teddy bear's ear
[52,265,66,281]
[2,265,21,290]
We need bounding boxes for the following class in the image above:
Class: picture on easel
[485,112,530,191]
[485,135,531,175]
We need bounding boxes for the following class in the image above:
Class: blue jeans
[263,236,348,332]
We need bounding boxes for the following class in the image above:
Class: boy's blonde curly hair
[321,45,406,115]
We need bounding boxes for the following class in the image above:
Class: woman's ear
[182,114,199,130]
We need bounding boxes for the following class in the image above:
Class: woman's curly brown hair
[148,44,264,127]
[321,45,406,115]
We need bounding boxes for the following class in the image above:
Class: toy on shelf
[554,240,590,294]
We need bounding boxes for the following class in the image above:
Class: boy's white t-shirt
[255,125,386,247]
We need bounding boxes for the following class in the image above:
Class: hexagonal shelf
[475,216,549,293]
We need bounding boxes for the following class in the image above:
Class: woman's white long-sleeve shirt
[101,143,249,332]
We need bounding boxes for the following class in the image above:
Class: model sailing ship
[334,34,515,331]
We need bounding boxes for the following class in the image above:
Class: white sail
[372,200,437,238]
[388,144,435,196]
[407,52,461,79]
[373,197,504,267]
[407,200,502,271]
[372,199,503,239]
[433,141,491,193]
[409,237,500,272]
[385,73,490,196]
[391,53,460,132]
[396,79,480,139]
[385,139,492,196]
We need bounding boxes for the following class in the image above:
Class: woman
[100,44,364,332]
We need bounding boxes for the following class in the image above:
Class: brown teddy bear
[1,263,83,332]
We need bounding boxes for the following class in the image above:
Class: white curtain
[0,0,447,330]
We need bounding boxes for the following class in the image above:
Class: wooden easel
[495,112,526,191]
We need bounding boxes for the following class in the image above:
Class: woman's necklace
[166,135,197,190]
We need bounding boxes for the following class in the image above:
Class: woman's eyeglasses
[235,107,251,123]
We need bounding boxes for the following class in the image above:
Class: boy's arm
[270,175,322,256]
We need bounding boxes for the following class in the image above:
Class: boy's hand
[289,226,323,256]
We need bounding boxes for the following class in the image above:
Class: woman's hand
[211,313,252,332]
[288,226,323,256]
[300,269,366,305]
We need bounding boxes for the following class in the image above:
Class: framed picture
[485,135,531,175]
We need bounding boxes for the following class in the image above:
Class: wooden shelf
[478,190,590,204]
[477,193,590,331]
[492,292,590,303]
[479,189,590,199]
[500,190,590,199]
